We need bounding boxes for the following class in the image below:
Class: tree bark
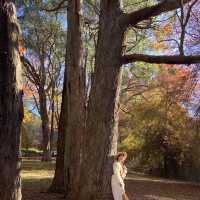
[50,1,85,194]
[64,0,85,199]
[79,1,126,200]
[0,1,23,199]
[38,86,51,161]
[122,54,200,65]
[49,70,67,193]
[50,82,55,153]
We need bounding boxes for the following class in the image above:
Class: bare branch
[120,0,192,27]
[41,0,68,12]
[121,54,200,65]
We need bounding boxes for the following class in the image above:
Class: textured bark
[38,55,51,161]
[38,86,51,161]
[50,83,55,153]
[49,71,67,193]
[0,1,23,199]
[79,1,126,200]
[64,0,85,199]
[50,1,85,195]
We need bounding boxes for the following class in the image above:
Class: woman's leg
[111,178,123,200]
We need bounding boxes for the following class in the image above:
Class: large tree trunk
[64,0,85,199]
[0,1,24,199]
[38,87,51,161]
[50,1,85,194]
[79,1,126,200]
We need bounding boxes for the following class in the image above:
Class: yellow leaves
[23,108,33,124]
[120,133,143,151]
[149,42,168,50]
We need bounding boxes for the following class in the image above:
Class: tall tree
[49,0,85,195]
[0,1,23,199]
[21,10,65,161]
[78,1,200,200]
[64,0,85,197]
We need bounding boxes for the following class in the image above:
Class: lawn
[22,158,200,200]
[22,157,63,200]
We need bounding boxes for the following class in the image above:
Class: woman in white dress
[111,152,128,200]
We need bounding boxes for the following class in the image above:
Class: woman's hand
[119,183,123,187]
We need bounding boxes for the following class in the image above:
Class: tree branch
[120,0,191,27]
[121,54,200,65]
[41,0,68,12]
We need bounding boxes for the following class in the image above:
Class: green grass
[22,158,55,190]
[21,148,43,153]
[21,158,63,200]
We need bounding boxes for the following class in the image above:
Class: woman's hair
[116,152,127,161]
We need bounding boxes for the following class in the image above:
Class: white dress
[111,161,127,200]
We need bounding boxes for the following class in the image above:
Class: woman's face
[118,155,126,162]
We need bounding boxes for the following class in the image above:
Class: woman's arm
[113,162,124,186]
[122,165,127,179]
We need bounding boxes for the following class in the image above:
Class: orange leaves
[162,23,173,36]
[19,46,26,56]
[19,35,26,56]
[22,85,34,97]
[158,65,189,84]
[149,22,173,50]
[149,42,168,50]
[156,64,196,104]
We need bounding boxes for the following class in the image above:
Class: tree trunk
[0,1,23,199]
[49,1,85,194]
[38,87,51,161]
[49,71,67,193]
[50,83,55,153]
[79,1,126,200]
[64,0,85,199]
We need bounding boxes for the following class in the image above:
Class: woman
[111,152,128,200]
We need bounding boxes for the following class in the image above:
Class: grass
[21,157,200,200]
[127,172,200,200]
[22,157,63,200]
[21,148,43,153]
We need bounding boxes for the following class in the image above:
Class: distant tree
[20,4,65,161]
[120,64,197,178]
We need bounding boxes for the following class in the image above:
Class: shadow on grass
[23,177,52,191]
[22,158,63,200]
[126,175,200,200]
[22,177,63,200]
[22,157,55,171]
[22,158,200,200]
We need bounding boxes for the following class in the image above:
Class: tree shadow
[126,174,200,200]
